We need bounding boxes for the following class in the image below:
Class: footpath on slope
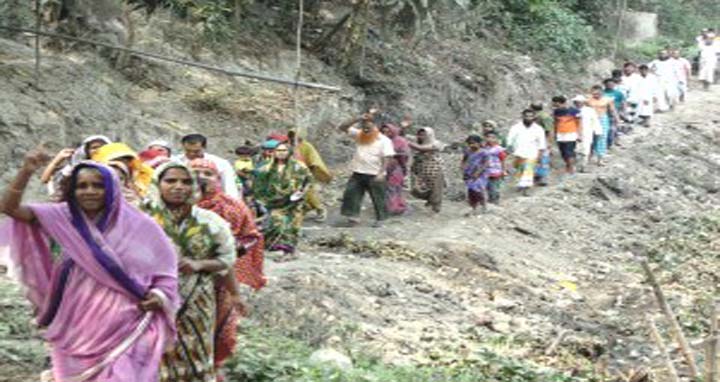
[248,83,720,376]
[0,86,719,381]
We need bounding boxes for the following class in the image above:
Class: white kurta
[506,122,547,160]
[578,106,601,158]
[634,74,660,117]
[650,59,680,111]
[699,43,719,83]
[622,73,642,102]
[672,57,691,94]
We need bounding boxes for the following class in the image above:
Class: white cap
[147,139,172,151]
[572,95,587,103]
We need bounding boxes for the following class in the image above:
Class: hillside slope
[1,7,719,382]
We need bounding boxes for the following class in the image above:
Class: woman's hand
[138,293,164,312]
[179,258,201,274]
[55,148,75,162]
[23,147,52,173]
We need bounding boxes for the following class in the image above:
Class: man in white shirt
[649,49,680,111]
[338,110,395,227]
[620,62,642,126]
[698,37,719,90]
[507,109,547,194]
[173,133,241,199]
[635,65,660,127]
[670,49,692,102]
[572,95,602,173]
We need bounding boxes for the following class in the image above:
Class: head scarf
[189,158,219,172]
[139,148,171,169]
[267,132,290,143]
[92,143,154,196]
[92,142,138,163]
[189,158,222,195]
[417,127,446,150]
[108,160,142,206]
[145,161,200,210]
[69,135,113,164]
[108,160,131,183]
[261,140,280,150]
[146,139,172,155]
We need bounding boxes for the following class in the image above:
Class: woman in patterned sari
[254,143,311,254]
[0,149,179,382]
[381,123,410,215]
[189,158,266,373]
[409,127,445,213]
[143,161,237,382]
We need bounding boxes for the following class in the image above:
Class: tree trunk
[340,0,370,76]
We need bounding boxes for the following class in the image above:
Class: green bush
[508,1,596,63]
[0,0,34,37]
[157,0,243,42]
[226,323,606,382]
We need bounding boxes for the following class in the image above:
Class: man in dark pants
[337,109,395,227]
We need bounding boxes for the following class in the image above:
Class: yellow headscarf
[92,142,154,196]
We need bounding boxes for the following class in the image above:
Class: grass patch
[226,322,607,382]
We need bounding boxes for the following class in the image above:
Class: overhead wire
[0,25,341,92]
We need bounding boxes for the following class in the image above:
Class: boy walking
[552,96,581,175]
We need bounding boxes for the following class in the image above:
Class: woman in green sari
[142,161,237,382]
[254,142,311,254]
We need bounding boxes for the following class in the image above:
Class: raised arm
[338,109,378,133]
[40,148,75,184]
[1,148,52,223]
[408,141,437,153]
[338,116,361,133]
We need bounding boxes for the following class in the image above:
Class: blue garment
[463,150,489,192]
[594,114,611,157]
[603,89,625,111]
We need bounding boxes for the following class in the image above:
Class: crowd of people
[0,29,717,382]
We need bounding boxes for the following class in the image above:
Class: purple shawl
[0,162,179,382]
[463,149,489,191]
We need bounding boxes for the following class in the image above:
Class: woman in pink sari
[381,123,410,215]
[0,149,179,382]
